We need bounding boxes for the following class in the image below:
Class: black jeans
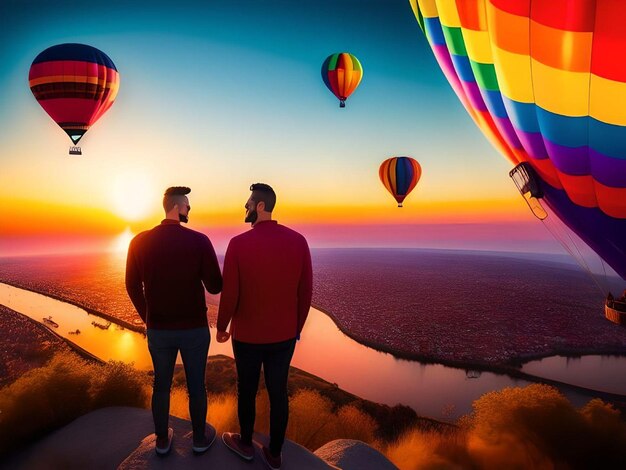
[147,327,210,439]
[233,338,297,455]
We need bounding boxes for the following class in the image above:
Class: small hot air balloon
[379,156,422,207]
[29,43,120,155]
[321,52,363,108]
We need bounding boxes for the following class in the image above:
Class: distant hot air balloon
[321,52,363,108]
[379,156,422,207]
[29,43,120,155]
[408,1,626,286]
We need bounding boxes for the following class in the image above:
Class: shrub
[383,385,626,470]
[0,352,149,456]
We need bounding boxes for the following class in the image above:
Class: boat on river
[91,320,111,330]
[43,316,59,328]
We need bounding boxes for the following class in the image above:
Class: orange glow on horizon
[0,194,532,237]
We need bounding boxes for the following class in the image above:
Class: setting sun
[111,227,134,253]
[111,173,156,222]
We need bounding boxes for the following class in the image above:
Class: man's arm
[201,236,223,294]
[297,238,313,336]
[125,238,147,323]
[216,240,239,333]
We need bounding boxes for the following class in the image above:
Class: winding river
[1,282,624,421]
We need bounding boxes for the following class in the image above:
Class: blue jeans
[147,327,210,438]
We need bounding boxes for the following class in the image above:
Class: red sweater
[125,219,222,329]
[217,220,312,344]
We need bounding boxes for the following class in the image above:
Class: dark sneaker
[192,425,217,454]
[222,432,254,461]
[155,427,173,455]
[261,446,282,470]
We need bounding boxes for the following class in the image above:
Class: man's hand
[216,331,231,343]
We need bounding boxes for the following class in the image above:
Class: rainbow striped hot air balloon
[321,52,363,108]
[379,156,422,207]
[29,43,120,155]
[409,0,626,281]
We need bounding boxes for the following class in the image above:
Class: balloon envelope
[321,52,363,107]
[29,43,120,145]
[409,0,626,279]
[379,156,422,207]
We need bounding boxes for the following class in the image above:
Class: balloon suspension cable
[509,163,608,296]
[541,211,609,297]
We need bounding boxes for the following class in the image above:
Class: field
[1,248,626,365]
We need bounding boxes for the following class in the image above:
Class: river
[1,282,624,421]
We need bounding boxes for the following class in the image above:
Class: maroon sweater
[217,220,312,344]
[125,219,222,329]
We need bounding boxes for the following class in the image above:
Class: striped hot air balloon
[409,0,626,280]
[379,156,422,207]
[29,43,120,155]
[321,52,363,108]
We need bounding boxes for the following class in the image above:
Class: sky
[0,0,562,256]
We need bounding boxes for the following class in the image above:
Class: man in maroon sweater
[125,186,222,456]
[217,183,312,469]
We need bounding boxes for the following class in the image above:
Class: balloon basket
[69,146,82,155]
[340,100,345,108]
[397,203,403,208]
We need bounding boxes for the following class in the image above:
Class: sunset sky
[0,0,562,256]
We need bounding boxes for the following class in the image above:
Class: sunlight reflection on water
[1,282,617,420]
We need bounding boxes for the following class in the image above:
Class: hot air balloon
[408,1,626,294]
[379,156,422,207]
[29,43,120,155]
[321,52,363,107]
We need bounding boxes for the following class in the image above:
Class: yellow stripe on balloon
[491,46,534,103]
[532,60,590,117]
[462,28,493,64]
[436,0,461,27]
[416,0,439,19]
[589,74,626,126]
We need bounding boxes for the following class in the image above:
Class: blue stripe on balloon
[589,118,626,160]
[450,54,475,83]
[502,97,540,133]
[481,89,508,118]
[395,157,413,195]
[535,108,588,148]
[502,97,626,160]
[423,17,446,46]
[32,43,117,70]
[321,56,332,90]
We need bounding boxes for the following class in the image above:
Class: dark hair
[249,183,276,212]
[163,186,191,212]
[164,186,191,197]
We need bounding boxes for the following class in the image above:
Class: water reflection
[522,355,626,395]
[0,282,608,420]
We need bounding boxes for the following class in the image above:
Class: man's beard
[179,213,188,223]
[245,209,257,224]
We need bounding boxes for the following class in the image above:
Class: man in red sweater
[217,183,312,469]
[125,186,222,456]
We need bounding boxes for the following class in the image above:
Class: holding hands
[216,330,231,343]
